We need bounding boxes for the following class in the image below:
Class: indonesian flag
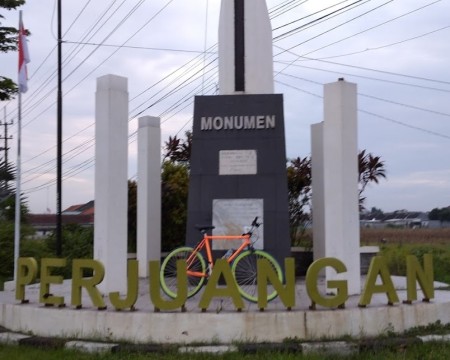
[18,16,30,93]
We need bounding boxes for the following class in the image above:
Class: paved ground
[1,275,449,351]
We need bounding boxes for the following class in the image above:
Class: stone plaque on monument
[212,198,264,250]
[219,149,257,175]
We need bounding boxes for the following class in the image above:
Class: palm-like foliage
[288,150,387,242]
[0,159,15,203]
[287,157,311,244]
[163,131,192,165]
[358,150,387,208]
[0,160,29,221]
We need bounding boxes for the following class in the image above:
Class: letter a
[359,256,399,307]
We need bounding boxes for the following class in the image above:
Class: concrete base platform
[1,277,449,344]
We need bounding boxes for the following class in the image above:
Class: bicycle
[159,217,283,302]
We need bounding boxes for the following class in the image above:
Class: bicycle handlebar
[252,216,261,228]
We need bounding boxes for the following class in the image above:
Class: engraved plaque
[219,150,257,175]
[212,199,264,250]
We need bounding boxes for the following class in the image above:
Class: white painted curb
[418,334,450,343]
[0,332,30,345]
[179,345,238,354]
[65,341,118,353]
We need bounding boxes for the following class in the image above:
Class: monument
[185,0,290,265]
[137,116,161,278]
[311,79,361,295]
[94,75,129,293]
[1,0,447,347]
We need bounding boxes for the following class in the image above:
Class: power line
[273,0,367,40]
[274,61,450,93]
[15,0,174,131]
[62,41,216,54]
[305,25,450,61]
[273,0,444,76]
[14,1,450,202]
[270,0,310,19]
[20,44,218,173]
[275,79,450,140]
[279,72,450,117]
[299,0,442,58]
[359,94,450,118]
[22,56,219,189]
[274,45,450,86]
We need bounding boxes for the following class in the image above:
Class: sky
[1,0,450,214]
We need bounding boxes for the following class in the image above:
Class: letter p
[16,257,38,302]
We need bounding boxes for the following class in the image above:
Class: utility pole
[1,107,14,164]
[0,107,13,190]
[56,0,63,256]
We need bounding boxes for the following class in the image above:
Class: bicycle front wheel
[231,250,283,302]
[160,247,206,299]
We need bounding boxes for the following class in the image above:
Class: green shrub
[380,244,450,284]
[44,224,94,278]
[0,220,35,280]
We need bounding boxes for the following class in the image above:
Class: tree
[287,150,386,244]
[0,159,28,222]
[0,157,30,280]
[0,158,15,202]
[160,132,192,250]
[287,157,311,245]
[0,0,26,101]
[358,150,387,209]
[43,224,93,278]
[368,206,384,219]
[163,131,192,165]
[161,161,189,251]
[429,206,450,223]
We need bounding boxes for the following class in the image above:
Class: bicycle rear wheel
[231,250,283,302]
[160,247,206,299]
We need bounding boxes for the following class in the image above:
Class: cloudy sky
[1,0,450,214]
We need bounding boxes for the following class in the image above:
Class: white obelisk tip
[218,0,274,95]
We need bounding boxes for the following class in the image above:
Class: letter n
[257,258,295,310]
[406,254,434,303]
[198,259,244,311]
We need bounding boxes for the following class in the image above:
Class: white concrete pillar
[94,74,128,294]
[311,79,361,295]
[137,116,161,277]
[218,0,274,94]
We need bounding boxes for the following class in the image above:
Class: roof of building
[27,213,94,227]
[62,200,95,215]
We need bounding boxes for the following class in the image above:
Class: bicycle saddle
[195,224,215,233]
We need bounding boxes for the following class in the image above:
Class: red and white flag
[18,15,30,93]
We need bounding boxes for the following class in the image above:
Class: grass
[294,228,450,284]
[2,342,450,359]
[359,228,450,284]
[360,228,450,246]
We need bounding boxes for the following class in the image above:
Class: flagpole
[13,10,24,282]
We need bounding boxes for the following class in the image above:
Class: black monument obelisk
[186,0,290,266]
